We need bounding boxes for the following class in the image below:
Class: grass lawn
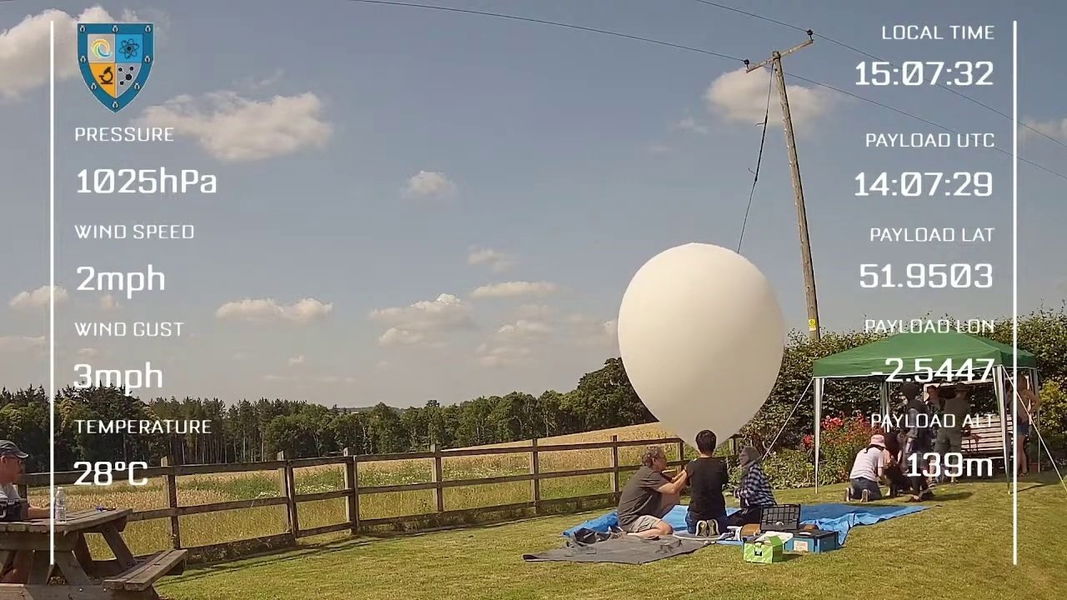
[158,472,1066,600]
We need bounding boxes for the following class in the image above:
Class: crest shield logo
[78,23,154,112]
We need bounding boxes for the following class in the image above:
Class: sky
[1,0,1065,408]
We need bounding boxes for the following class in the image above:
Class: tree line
[0,358,651,470]
[3,308,1065,471]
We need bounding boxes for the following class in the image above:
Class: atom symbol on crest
[119,38,140,60]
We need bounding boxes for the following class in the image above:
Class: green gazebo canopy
[812,332,1037,378]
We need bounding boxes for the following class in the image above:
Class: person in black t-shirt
[684,430,729,536]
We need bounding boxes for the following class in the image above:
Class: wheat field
[38,423,682,558]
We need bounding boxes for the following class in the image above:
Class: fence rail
[18,435,698,561]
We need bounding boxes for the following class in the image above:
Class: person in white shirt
[845,435,887,502]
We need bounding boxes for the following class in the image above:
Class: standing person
[881,428,909,497]
[728,446,776,526]
[616,446,687,539]
[901,382,934,500]
[0,441,50,584]
[845,435,887,502]
[683,430,729,536]
[934,384,971,482]
[1016,375,1041,475]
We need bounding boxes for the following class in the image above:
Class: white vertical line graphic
[49,19,56,566]
[1011,19,1019,568]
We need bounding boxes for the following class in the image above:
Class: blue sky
[1,0,1065,407]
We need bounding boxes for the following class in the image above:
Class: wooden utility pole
[745,31,821,341]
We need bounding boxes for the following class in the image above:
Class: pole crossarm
[744,31,814,73]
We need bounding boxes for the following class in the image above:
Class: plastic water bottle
[54,487,67,522]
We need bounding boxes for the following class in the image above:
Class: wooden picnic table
[0,508,185,599]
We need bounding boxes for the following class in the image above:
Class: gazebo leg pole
[879,381,890,425]
[1032,368,1041,474]
[814,377,823,494]
[994,366,1010,485]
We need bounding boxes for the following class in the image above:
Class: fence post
[530,438,541,514]
[610,435,620,498]
[161,456,181,549]
[431,444,445,514]
[278,451,299,537]
[342,448,360,535]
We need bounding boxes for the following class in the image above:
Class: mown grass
[37,423,676,557]
[157,472,1067,600]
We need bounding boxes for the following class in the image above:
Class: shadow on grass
[926,491,974,501]
[172,509,599,585]
[172,538,377,585]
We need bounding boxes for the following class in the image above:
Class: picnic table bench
[0,508,185,599]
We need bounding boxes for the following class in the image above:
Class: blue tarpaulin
[563,503,929,546]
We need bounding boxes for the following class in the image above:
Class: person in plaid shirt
[728,446,777,526]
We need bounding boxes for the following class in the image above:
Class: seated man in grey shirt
[616,445,688,539]
[0,440,49,584]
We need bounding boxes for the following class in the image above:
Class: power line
[347,0,745,62]
[737,68,774,253]
[787,72,1067,182]
[690,0,807,34]
[343,0,1067,182]
[688,0,1067,150]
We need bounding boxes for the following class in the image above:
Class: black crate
[759,504,801,531]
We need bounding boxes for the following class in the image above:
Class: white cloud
[566,314,619,347]
[705,67,832,126]
[378,328,428,347]
[495,319,552,341]
[215,297,333,324]
[647,143,673,155]
[136,91,331,161]
[76,347,101,359]
[288,355,306,367]
[403,170,456,199]
[99,294,121,311]
[1022,117,1067,143]
[370,293,473,347]
[476,343,532,368]
[9,286,68,310]
[515,304,554,320]
[263,374,297,382]
[0,335,45,353]
[470,281,558,299]
[673,116,709,134]
[467,247,515,273]
[0,6,119,99]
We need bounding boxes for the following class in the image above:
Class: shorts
[623,514,663,533]
[935,427,964,455]
[849,477,882,500]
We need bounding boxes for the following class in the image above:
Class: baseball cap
[0,440,29,459]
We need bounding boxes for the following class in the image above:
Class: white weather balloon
[618,243,785,448]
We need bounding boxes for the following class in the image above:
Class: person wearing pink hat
[845,434,888,502]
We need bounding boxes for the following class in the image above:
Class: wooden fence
[19,435,705,561]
